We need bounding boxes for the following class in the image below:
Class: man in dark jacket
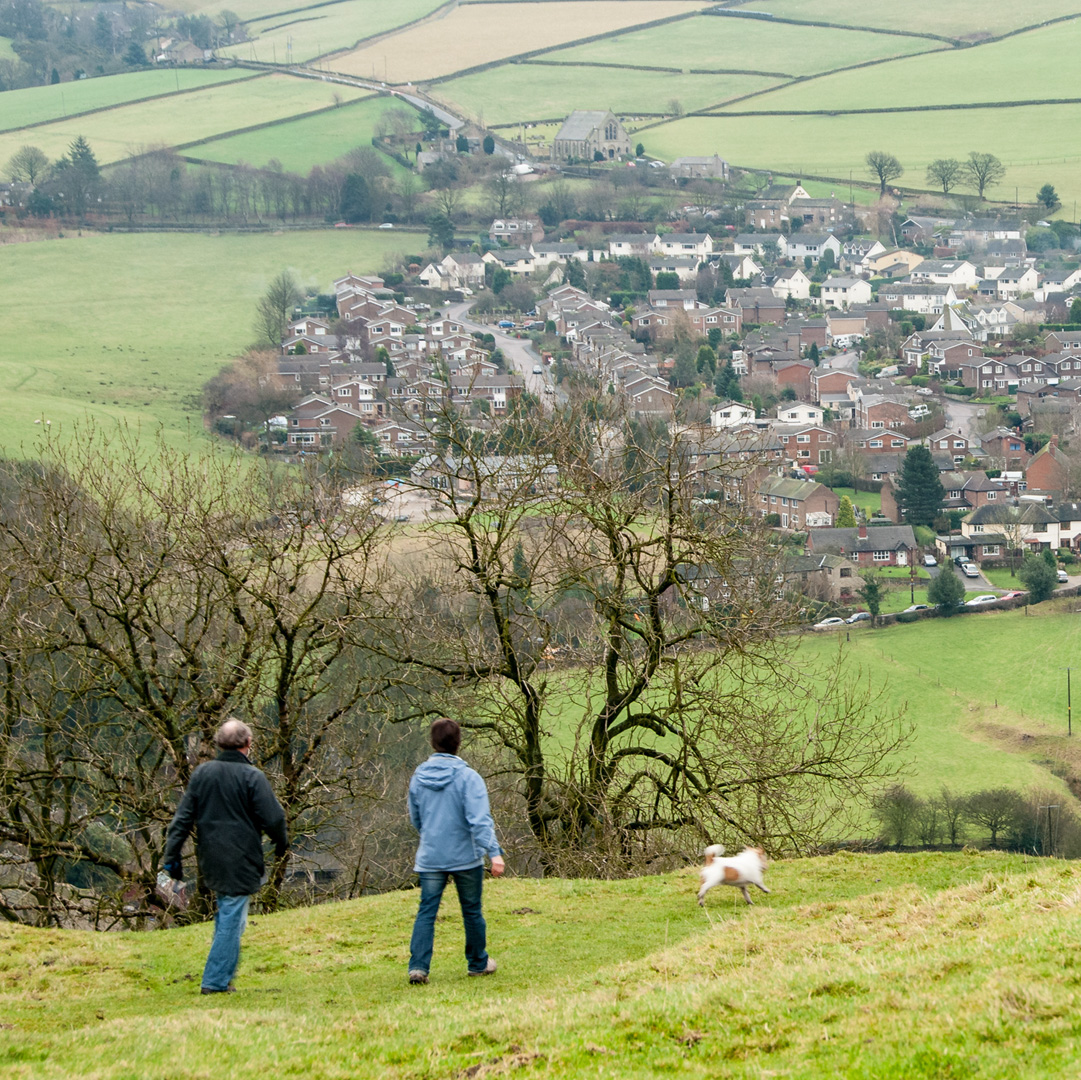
[164,718,288,994]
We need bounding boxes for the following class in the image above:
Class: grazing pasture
[0,74,369,168]
[4,852,1080,1078]
[435,65,777,126]
[217,0,446,65]
[187,92,409,174]
[711,18,1081,113]
[744,0,1081,40]
[0,69,251,133]
[548,14,938,76]
[0,229,410,455]
[800,603,1081,802]
[645,103,1081,208]
[330,0,709,83]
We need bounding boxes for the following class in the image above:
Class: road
[446,302,555,399]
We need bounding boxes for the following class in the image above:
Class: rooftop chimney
[858,523,868,539]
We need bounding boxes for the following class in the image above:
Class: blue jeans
[202,893,250,992]
[409,867,488,974]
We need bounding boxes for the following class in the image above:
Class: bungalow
[482,247,535,275]
[807,522,917,567]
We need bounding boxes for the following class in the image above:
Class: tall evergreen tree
[895,446,944,527]
[837,495,857,528]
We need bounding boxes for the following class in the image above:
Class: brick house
[807,523,917,567]
[755,476,839,530]
[980,428,1029,470]
[1026,437,1071,494]
[775,424,837,466]
[856,395,911,430]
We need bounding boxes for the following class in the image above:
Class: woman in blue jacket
[407,718,505,984]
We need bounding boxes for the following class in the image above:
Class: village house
[656,232,713,258]
[878,282,958,315]
[1026,437,1071,494]
[807,523,917,567]
[819,275,873,310]
[489,218,544,244]
[848,428,912,454]
[769,266,812,301]
[775,424,836,467]
[669,154,730,179]
[711,400,757,429]
[733,233,784,258]
[783,553,862,602]
[781,233,843,265]
[776,402,825,426]
[756,476,839,530]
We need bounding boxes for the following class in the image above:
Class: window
[873,551,891,561]
[798,450,810,459]
[840,568,852,578]
[982,545,1000,556]
[986,491,997,500]
[797,434,810,443]
[973,524,984,533]
[871,420,885,429]
[819,450,832,464]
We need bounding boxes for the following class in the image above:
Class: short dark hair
[430,718,461,755]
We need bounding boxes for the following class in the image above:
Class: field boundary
[702,6,959,45]
[701,96,1081,118]
[521,57,796,78]
[0,71,264,138]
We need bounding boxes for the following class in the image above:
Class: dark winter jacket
[408,753,503,872]
[164,750,288,896]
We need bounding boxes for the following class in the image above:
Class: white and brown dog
[697,844,770,906]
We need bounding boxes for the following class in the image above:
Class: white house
[781,233,842,265]
[775,402,825,425]
[819,275,873,310]
[909,259,979,290]
[710,400,757,430]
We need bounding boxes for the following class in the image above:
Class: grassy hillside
[4,851,1081,1077]
[0,229,413,455]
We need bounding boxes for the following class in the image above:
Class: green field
[436,65,777,126]
[549,13,938,76]
[0,69,252,134]
[0,74,371,169]
[5,851,1081,1078]
[744,0,1081,39]
[645,102,1081,208]
[217,0,446,65]
[188,92,408,174]
[715,18,1081,113]
[0,34,16,61]
[800,603,1081,801]
[0,229,411,454]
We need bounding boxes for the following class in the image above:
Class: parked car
[953,555,968,566]
[846,611,872,624]
[915,386,934,396]
[532,365,543,374]
[965,594,999,606]
[497,319,515,328]
[1001,590,1026,600]
[961,563,980,578]
[923,554,937,567]
[902,604,930,613]
[813,617,846,631]
[1057,568,1070,582]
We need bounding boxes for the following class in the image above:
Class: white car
[532,365,543,374]
[1057,568,1070,582]
[902,604,930,613]
[923,554,937,567]
[813,617,846,631]
[961,563,980,578]
[915,386,934,396]
[965,594,999,607]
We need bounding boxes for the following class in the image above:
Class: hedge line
[701,96,1081,119]
[943,385,976,397]
[701,7,959,45]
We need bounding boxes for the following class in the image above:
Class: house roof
[966,501,1057,527]
[758,476,829,501]
[809,525,917,553]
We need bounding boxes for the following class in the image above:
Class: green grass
[645,102,1081,214]
[4,852,1081,1078]
[799,603,1081,799]
[747,0,1081,38]
[435,66,777,125]
[0,229,411,456]
[0,73,371,168]
[0,33,16,61]
[217,0,445,64]
[716,18,1081,114]
[830,485,881,516]
[981,566,1028,589]
[549,13,938,76]
[0,69,250,133]
[187,93,409,175]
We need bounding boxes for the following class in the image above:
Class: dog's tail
[703,844,725,864]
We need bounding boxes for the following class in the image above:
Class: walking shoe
[200,985,236,995]
[408,970,429,985]
[468,958,497,976]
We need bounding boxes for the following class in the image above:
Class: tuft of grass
[3,851,1081,1078]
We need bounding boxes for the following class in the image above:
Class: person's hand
[490,856,505,878]
[164,859,184,881]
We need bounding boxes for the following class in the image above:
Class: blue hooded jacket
[408,753,503,872]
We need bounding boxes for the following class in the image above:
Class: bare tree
[925,158,961,196]
[7,145,48,183]
[365,400,908,871]
[962,152,1006,200]
[866,150,904,195]
[255,270,303,348]
[0,431,398,925]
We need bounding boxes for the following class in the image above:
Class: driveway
[446,302,555,400]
